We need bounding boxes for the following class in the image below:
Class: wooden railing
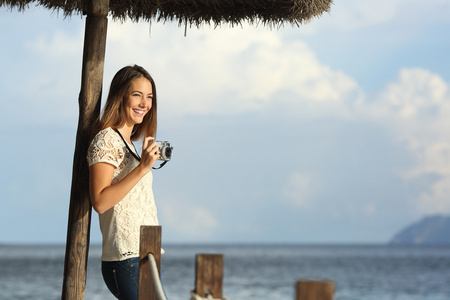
[138,226,334,300]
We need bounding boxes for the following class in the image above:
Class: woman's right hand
[139,136,160,172]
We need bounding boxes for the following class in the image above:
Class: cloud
[363,203,377,215]
[369,68,450,214]
[308,0,450,32]
[375,68,448,120]
[417,176,450,214]
[103,21,359,118]
[372,68,450,175]
[26,29,83,59]
[329,0,397,30]
[159,200,219,240]
[265,65,450,217]
[281,171,316,208]
[1,22,83,128]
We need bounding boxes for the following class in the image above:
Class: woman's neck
[116,125,133,143]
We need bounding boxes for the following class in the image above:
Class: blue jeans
[102,257,139,300]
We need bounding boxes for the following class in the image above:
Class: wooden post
[194,254,224,299]
[138,226,162,300]
[61,0,109,299]
[295,280,334,300]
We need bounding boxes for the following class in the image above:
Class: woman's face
[123,76,153,127]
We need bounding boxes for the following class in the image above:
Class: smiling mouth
[133,109,145,116]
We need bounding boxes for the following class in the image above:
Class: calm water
[1,244,449,300]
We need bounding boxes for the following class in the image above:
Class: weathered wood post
[139,226,162,300]
[194,254,224,299]
[61,0,109,299]
[295,280,334,300]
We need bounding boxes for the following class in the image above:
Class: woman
[87,65,160,300]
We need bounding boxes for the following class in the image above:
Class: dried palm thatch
[1,0,333,27]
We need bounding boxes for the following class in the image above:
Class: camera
[156,141,173,161]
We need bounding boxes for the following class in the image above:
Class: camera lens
[164,147,172,160]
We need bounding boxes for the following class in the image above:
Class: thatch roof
[1,0,333,27]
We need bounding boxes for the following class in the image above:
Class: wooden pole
[138,226,162,300]
[194,254,224,299]
[295,280,334,300]
[61,0,109,299]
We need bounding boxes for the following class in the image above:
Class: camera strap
[113,128,141,161]
[153,161,168,170]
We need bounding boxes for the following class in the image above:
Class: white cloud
[375,68,448,120]
[281,171,316,207]
[159,200,219,239]
[241,40,359,104]
[103,21,359,117]
[417,176,450,214]
[369,68,450,215]
[307,0,450,32]
[372,69,450,176]
[1,24,84,127]
[27,29,83,58]
[330,0,397,30]
[363,203,377,216]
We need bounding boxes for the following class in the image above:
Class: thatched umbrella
[1,0,332,299]
[2,0,332,26]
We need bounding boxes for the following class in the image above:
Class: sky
[1,0,450,245]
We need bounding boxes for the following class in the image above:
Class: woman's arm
[89,137,160,214]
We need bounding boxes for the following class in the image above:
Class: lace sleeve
[87,128,124,168]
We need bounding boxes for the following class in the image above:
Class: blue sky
[1,0,450,244]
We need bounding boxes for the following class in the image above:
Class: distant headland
[389,214,450,245]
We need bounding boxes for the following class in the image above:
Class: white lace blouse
[87,127,159,261]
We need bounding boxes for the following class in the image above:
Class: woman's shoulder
[91,127,118,142]
[87,127,124,165]
[94,127,115,137]
[89,127,123,150]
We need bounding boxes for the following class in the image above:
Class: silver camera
[156,141,173,161]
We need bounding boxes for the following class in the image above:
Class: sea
[1,244,449,300]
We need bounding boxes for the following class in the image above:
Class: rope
[189,291,227,300]
[147,253,168,300]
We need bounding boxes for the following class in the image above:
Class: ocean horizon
[1,243,449,300]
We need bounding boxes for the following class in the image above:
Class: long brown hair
[97,65,157,141]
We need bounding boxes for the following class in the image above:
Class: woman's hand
[139,136,160,172]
